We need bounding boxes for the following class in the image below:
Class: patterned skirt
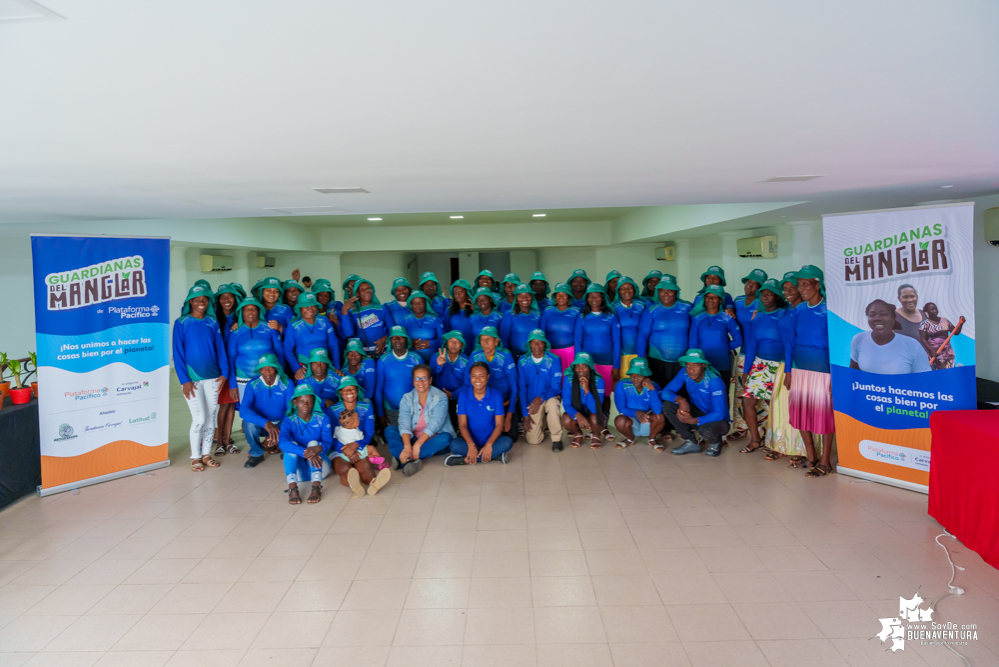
[729,355,771,439]
[788,368,836,435]
[764,362,811,457]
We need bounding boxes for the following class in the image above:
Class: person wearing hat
[309,279,343,320]
[385,277,414,326]
[528,270,553,310]
[418,271,450,318]
[559,352,612,448]
[734,279,787,453]
[469,286,504,346]
[212,283,243,456]
[762,272,806,462]
[297,348,342,414]
[613,357,666,450]
[342,274,362,300]
[444,279,475,355]
[226,297,286,404]
[398,290,445,365]
[636,277,692,391]
[688,285,743,398]
[566,269,591,308]
[782,265,835,477]
[726,268,769,440]
[612,277,646,386]
[517,330,563,449]
[213,284,242,339]
[498,273,522,314]
[639,270,663,302]
[375,326,423,428]
[174,284,230,471]
[340,278,391,357]
[445,361,513,466]
[468,326,518,439]
[329,376,391,497]
[690,266,736,317]
[779,271,803,310]
[539,282,582,378]
[661,349,730,456]
[341,338,377,400]
[279,384,333,504]
[734,269,768,336]
[256,277,293,336]
[604,270,623,301]
[239,353,295,468]
[282,279,306,310]
[385,364,457,476]
[432,331,471,430]
[181,279,214,316]
[499,284,541,358]
[475,269,500,294]
[574,284,621,398]
[283,292,341,382]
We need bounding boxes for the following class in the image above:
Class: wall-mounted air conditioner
[737,235,778,258]
[654,244,677,261]
[256,256,277,268]
[200,254,233,272]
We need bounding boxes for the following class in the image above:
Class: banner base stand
[37,459,171,497]
[837,466,928,495]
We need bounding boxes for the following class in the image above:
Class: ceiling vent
[265,206,349,215]
[0,0,63,21]
[313,187,369,194]
[761,175,824,183]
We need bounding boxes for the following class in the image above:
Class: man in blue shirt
[613,357,666,450]
[661,349,730,457]
[517,330,563,450]
[375,326,422,428]
[240,353,295,468]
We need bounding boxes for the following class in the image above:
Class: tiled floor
[1,386,997,666]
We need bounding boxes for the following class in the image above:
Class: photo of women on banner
[822,203,976,493]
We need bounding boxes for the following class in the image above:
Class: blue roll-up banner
[30,235,171,495]
[822,203,976,493]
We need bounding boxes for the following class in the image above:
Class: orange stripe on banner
[41,441,168,489]
[833,411,930,487]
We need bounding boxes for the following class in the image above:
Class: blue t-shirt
[341,359,377,400]
[744,308,786,365]
[375,351,422,415]
[688,312,743,371]
[540,306,581,349]
[500,310,542,356]
[342,305,392,351]
[612,300,646,356]
[173,315,229,384]
[614,380,663,418]
[384,300,409,327]
[457,386,505,446]
[432,353,471,393]
[637,302,691,363]
[783,300,831,373]
[850,332,931,375]
[469,310,504,347]
[733,295,758,354]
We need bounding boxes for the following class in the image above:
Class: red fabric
[928,410,999,570]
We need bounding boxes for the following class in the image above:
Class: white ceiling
[1,0,998,226]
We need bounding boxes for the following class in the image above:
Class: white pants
[185,378,222,458]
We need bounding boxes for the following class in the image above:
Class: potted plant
[28,352,38,397]
[7,360,33,405]
[0,352,9,399]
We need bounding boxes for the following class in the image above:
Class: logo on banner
[54,423,78,441]
[45,255,147,311]
[843,224,951,284]
[65,387,109,401]
[129,411,157,424]
[116,380,147,395]
[874,591,977,653]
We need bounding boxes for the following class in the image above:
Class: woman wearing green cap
[212,283,242,455]
[469,287,504,346]
[375,326,423,429]
[566,269,591,308]
[468,327,518,438]
[517,330,564,449]
[498,273,521,314]
[226,297,286,404]
[729,268,769,440]
[690,266,736,317]
[529,271,553,310]
[574,284,621,398]
[612,277,646,385]
[279,385,333,504]
[418,271,450,318]
[444,280,475,355]
[637,278,692,391]
[398,290,445,364]
[342,274,361,300]
[174,284,230,471]
[688,285,742,396]
[475,269,500,294]
[309,279,343,320]
[604,270,622,300]
[661,349,730,456]
[432,331,470,429]
[613,357,666,450]
[341,338,377,400]
[282,279,305,309]
[540,283,582,378]
[763,272,806,462]
[559,352,611,448]
[283,293,341,381]
[385,277,413,326]
[297,348,342,413]
[239,354,294,468]
[639,270,663,302]
[256,277,293,336]
[329,377,391,497]
[499,284,541,358]
[340,278,391,357]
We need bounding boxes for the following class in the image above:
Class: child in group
[279,385,333,505]
[328,376,391,497]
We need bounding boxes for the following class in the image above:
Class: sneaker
[671,440,701,455]
[552,440,564,452]
[499,452,508,464]
[244,455,265,469]
[391,456,401,471]
[444,454,467,467]
[705,443,722,457]
[368,468,392,495]
[402,459,423,477]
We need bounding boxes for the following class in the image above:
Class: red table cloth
[928,410,999,570]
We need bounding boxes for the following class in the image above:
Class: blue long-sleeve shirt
[384,300,409,327]
[733,296,757,353]
[173,315,229,385]
[240,376,294,427]
[341,305,392,350]
[341,360,377,400]
[517,352,562,413]
[329,399,376,453]
[443,308,474,355]
[744,309,786,366]
[430,296,450,318]
[283,317,340,371]
[612,301,646,357]
[399,313,445,364]
[297,373,342,415]
[431,353,470,394]
[540,306,581,350]
[574,312,621,367]
[782,300,831,373]
[264,304,293,337]
[498,298,515,314]
[614,381,663,418]
[468,349,518,413]
[636,302,692,363]
[661,370,729,424]
[561,374,605,419]
[279,412,334,457]
[689,312,743,371]
[469,311,504,347]
[535,297,553,311]
[226,324,285,385]
[374,351,422,415]
[691,291,736,313]
[500,310,542,356]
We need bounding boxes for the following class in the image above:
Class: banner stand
[836,467,930,495]
[37,460,170,497]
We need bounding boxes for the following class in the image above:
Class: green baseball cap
[780,271,798,287]
[678,348,710,365]
[699,265,726,286]
[626,357,653,377]
[742,269,768,285]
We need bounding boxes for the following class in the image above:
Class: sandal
[191,458,206,472]
[617,437,635,449]
[288,486,302,505]
[570,434,584,449]
[307,484,323,503]
[214,444,227,456]
[650,437,666,452]
[763,450,783,461]
[599,428,615,443]
[588,434,602,449]
[789,457,815,469]
[740,439,763,454]
[225,443,240,455]
[201,455,220,468]
[806,463,833,478]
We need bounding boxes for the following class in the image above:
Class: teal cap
[742,269,768,285]
[780,271,798,287]
[236,297,266,327]
[626,357,653,376]
[702,285,726,301]
[388,325,411,344]
[567,269,591,284]
[552,282,573,297]
[254,353,283,373]
[501,273,521,286]
[282,279,305,293]
[472,286,499,310]
[756,278,783,299]
[570,351,596,371]
[307,348,332,366]
[418,272,443,294]
[525,329,550,350]
[442,330,466,346]
[391,277,413,294]
[406,290,431,309]
[678,348,710,365]
[450,279,473,299]
[528,271,550,294]
[335,374,365,401]
[699,265,727,286]
[344,338,365,355]
[605,269,623,282]
[478,325,501,341]
[294,292,321,317]
[614,276,640,302]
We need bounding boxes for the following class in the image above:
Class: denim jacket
[398,385,457,438]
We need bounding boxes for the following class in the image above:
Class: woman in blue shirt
[174,285,230,471]
[226,296,285,403]
[329,376,391,497]
[612,277,646,384]
[445,361,513,466]
[444,279,475,355]
[432,331,470,430]
[604,270,622,300]
[385,277,413,325]
[688,285,743,396]
[469,287,504,344]
[284,292,340,381]
[475,269,500,294]
[499,284,541,358]
[690,266,736,317]
[540,283,581,378]
[735,279,786,453]
[528,271,553,310]
[639,270,663,302]
[280,384,333,505]
[340,279,391,357]
[255,277,293,337]
[566,269,591,308]
[559,352,611,449]
[297,348,342,417]
[636,277,691,391]
[730,268,768,441]
[282,279,305,310]
[341,338,377,400]
[498,273,521,313]
[468,326,518,439]
[574,284,621,402]
[399,290,445,364]
[613,357,665,450]
[418,271,450,318]
[212,283,242,456]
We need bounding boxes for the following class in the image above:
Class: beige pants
[524,396,564,445]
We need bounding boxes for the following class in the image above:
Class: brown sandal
[288,485,302,505]
[307,484,323,504]
[570,434,584,449]
[789,457,815,469]
[225,443,241,455]
[764,450,783,461]
[191,458,206,472]
[201,455,220,468]
[806,463,833,478]
[588,434,602,449]
[599,428,615,443]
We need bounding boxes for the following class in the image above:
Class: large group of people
[172,263,841,503]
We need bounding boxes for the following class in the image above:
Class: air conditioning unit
[200,254,233,272]
[256,256,277,268]
[654,244,677,261]
[737,235,778,258]
[985,208,999,247]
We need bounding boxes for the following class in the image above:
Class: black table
[0,398,40,509]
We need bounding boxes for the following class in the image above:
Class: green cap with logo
[286,383,322,416]
[293,292,321,318]
[699,265,727,286]
[310,279,335,298]
[551,282,573,297]
[626,357,653,377]
[236,297,266,328]
[282,279,305,293]
[406,290,431,309]
[567,268,591,285]
[501,273,521,286]
[656,276,681,295]
[254,353,283,373]
[794,264,825,295]
[391,277,413,295]
[472,286,499,310]
[613,276,640,302]
[419,271,443,295]
[335,374,365,401]
[442,330,466,346]
[678,348,710,365]
[525,329,550,350]
[571,351,596,371]
[742,269,768,285]
[477,325,502,343]
[387,325,411,344]
[528,271,550,294]
[344,338,365,355]
[450,278,473,299]
[307,348,332,366]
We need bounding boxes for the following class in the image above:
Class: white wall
[973,195,999,381]
[341,251,416,300]
[416,253,457,288]
[1,236,37,360]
